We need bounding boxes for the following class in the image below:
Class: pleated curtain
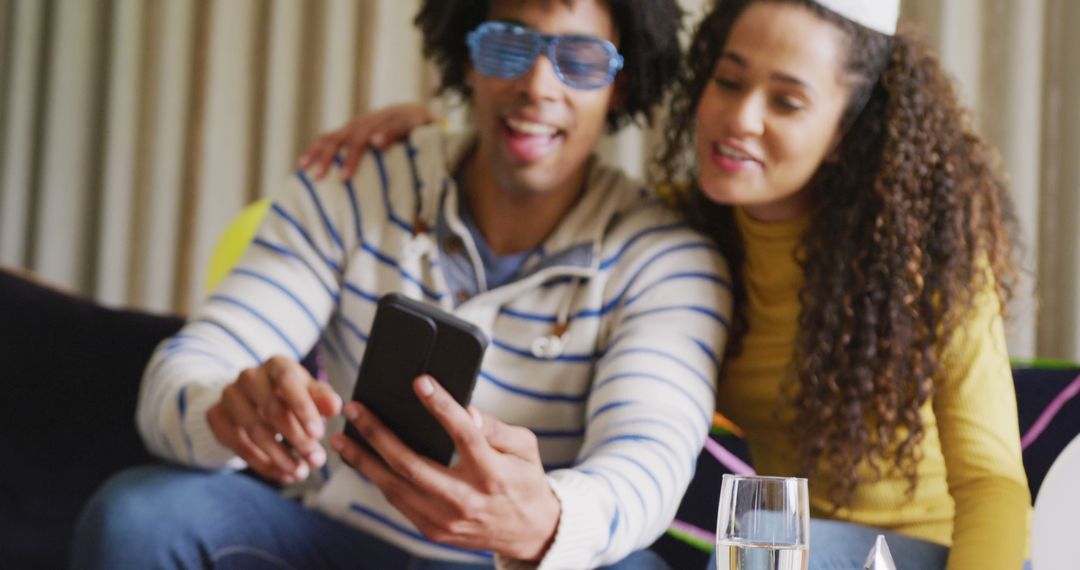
[1,0,1078,361]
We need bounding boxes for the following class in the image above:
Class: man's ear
[608,72,627,114]
[465,62,476,91]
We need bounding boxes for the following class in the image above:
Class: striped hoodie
[138,125,732,568]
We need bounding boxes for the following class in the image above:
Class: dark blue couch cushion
[0,269,185,569]
[1014,365,1080,499]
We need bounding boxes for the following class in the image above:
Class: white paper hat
[816,0,900,35]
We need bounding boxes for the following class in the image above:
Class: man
[72,1,730,568]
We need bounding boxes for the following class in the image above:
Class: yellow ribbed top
[715,207,1031,570]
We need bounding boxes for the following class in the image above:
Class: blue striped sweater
[138,125,732,568]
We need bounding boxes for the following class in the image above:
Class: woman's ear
[824,129,844,163]
[465,62,475,90]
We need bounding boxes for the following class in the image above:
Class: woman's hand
[298,103,437,180]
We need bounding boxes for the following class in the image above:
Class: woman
[300,2,1030,568]
[662,2,1028,569]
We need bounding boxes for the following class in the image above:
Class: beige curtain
[902,0,1080,362]
[1,0,1078,361]
[0,0,433,314]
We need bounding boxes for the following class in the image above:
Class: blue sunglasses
[466,21,624,90]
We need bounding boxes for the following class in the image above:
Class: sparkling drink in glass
[715,475,809,570]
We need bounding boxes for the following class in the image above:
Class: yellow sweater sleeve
[934,286,1031,570]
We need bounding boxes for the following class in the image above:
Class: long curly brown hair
[655,0,1019,507]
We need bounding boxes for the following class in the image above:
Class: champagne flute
[715,475,810,570]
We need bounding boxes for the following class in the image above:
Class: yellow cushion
[205,199,271,294]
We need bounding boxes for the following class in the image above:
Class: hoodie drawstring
[530,277,579,359]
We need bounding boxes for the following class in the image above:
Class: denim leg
[599,548,671,570]
[705,518,948,570]
[71,464,669,570]
[706,519,1034,570]
[69,465,411,570]
[807,519,948,570]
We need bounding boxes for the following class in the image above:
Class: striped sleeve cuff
[181,382,248,470]
[495,471,613,570]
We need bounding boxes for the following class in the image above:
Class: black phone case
[345,293,488,465]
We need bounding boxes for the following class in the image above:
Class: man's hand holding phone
[207,356,343,484]
[330,374,561,562]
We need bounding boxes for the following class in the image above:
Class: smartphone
[344,293,488,465]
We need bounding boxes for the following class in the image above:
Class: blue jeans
[804,519,948,570]
[70,465,669,570]
[709,518,1031,569]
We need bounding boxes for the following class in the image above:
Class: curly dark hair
[656,0,1019,508]
[414,0,684,132]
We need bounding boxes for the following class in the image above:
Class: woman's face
[695,1,853,222]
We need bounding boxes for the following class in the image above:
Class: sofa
[0,268,183,569]
[2,267,1078,569]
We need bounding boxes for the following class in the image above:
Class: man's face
[467,0,619,198]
